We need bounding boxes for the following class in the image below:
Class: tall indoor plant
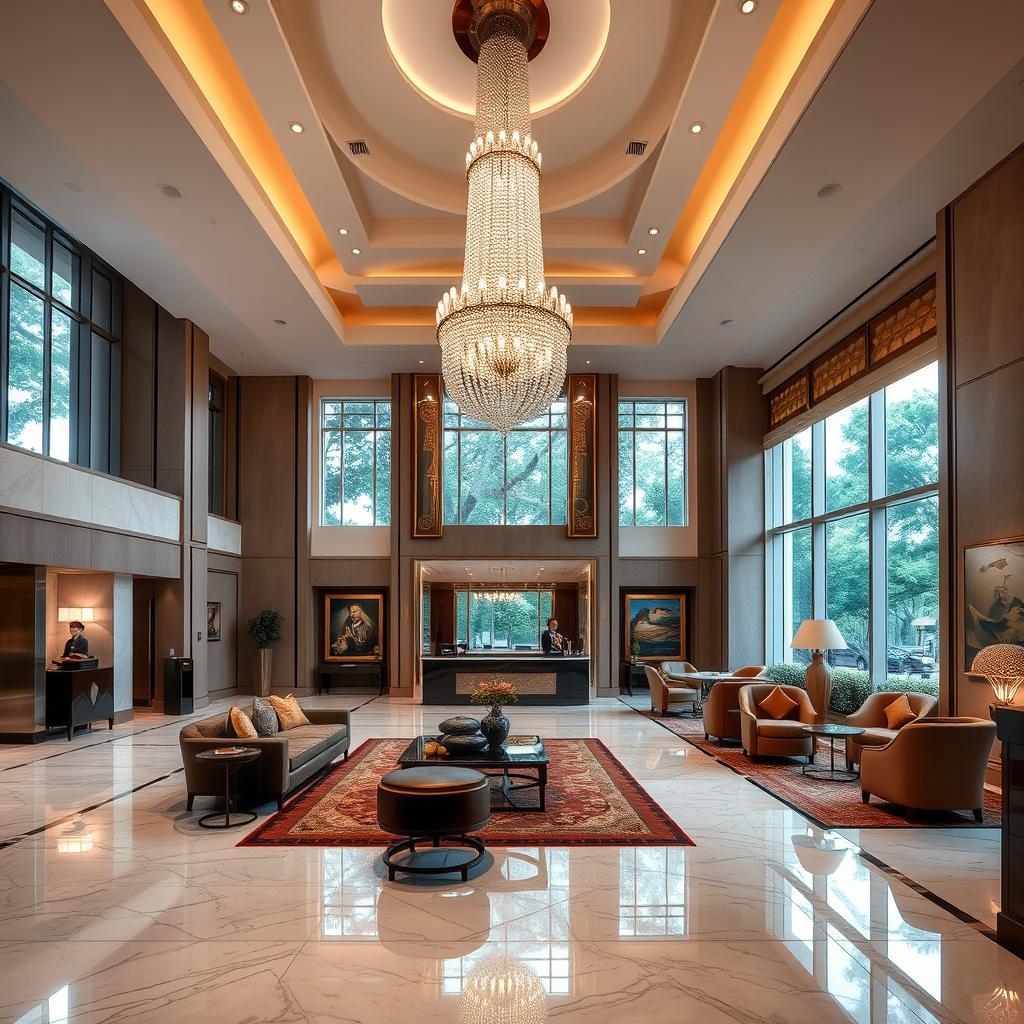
[248,609,283,696]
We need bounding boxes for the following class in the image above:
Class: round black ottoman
[377,766,490,881]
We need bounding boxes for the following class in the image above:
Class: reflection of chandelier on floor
[438,0,571,434]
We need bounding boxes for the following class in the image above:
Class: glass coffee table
[800,724,864,782]
[397,735,549,812]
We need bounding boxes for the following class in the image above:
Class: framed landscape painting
[324,592,385,663]
[964,537,1024,670]
[624,593,685,662]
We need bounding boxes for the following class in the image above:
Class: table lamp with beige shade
[792,619,847,725]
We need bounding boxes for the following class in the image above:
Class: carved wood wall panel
[812,328,866,403]
[567,373,597,538]
[412,374,442,538]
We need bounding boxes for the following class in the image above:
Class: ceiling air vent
[625,139,648,157]
[348,139,370,156]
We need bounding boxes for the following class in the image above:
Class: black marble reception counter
[421,655,590,706]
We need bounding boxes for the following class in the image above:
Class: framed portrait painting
[964,537,1024,670]
[624,592,685,662]
[324,592,384,663]
[206,602,222,642]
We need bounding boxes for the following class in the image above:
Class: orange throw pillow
[884,693,917,730]
[229,705,258,739]
[758,685,798,720]
[268,694,311,730]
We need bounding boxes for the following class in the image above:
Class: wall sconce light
[971,643,1024,706]
[58,607,95,623]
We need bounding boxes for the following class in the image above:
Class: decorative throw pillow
[268,694,311,730]
[229,705,258,739]
[884,693,917,730]
[250,697,279,737]
[758,685,799,720]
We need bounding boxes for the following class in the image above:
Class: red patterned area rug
[636,710,1001,829]
[239,738,694,848]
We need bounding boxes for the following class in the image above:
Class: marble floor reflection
[0,695,1019,1022]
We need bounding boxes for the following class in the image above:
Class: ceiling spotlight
[585,360,591,364]
[648,227,659,236]
[158,184,182,199]
[338,227,349,236]
[739,0,757,13]
[817,182,842,199]
[689,122,704,134]
[637,248,647,255]
[351,247,361,255]
[289,121,304,134]
[418,359,425,364]
[229,0,248,12]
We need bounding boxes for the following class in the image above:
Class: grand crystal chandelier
[437,0,571,434]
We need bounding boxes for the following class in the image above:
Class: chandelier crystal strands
[437,1,571,433]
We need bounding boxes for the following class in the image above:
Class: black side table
[622,662,647,696]
[800,724,864,782]
[194,747,261,829]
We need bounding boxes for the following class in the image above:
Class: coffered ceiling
[1,1,1023,378]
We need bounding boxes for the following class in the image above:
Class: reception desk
[421,655,590,706]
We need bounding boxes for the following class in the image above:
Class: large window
[617,399,687,526]
[765,362,939,682]
[320,398,391,526]
[443,398,567,525]
[2,182,121,469]
[454,589,553,651]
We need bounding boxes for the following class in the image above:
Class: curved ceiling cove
[381,0,611,119]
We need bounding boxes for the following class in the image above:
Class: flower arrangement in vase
[469,678,519,748]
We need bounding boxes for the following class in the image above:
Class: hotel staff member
[541,618,566,655]
[62,620,89,659]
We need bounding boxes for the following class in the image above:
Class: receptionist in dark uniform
[541,617,566,655]
[63,620,90,659]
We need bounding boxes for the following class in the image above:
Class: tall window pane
[887,497,939,680]
[319,399,391,526]
[783,527,812,664]
[826,513,870,667]
[52,241,78,307]
[463,591,551,651]
[825,398,868,512]
[618,398,688,526]
[10,209,45,288]
[90,332,111,473]
[783,428,812,524]
[443,397,566,525]
[7,283,46,453]
[885,362,938,494]
[50,311,73,462]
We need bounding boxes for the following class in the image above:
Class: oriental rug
[635,708,1000,829]
[239,737,693,847]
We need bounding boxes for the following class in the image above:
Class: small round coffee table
[195,747,261,829]
[800,724,864,782]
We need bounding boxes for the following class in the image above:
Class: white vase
[256,648,273,696]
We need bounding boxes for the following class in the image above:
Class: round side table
[800,724,864,782]
[195,747,261,829]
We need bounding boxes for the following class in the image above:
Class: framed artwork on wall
[324,592,385,663]
[624,592,686,662]
[964,537,1024,670]
[206,602,222,642]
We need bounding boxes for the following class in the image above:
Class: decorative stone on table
[438,716,481,736]
[440,732,489,753]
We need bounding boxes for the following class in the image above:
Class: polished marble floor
[0,695,1019,1023]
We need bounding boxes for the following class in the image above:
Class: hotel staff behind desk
[541,618,566,655]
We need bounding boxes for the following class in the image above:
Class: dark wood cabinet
[45,667,115,741]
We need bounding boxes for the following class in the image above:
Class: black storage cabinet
[164,657,194,715]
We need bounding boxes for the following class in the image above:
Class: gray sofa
[179,705,351,811]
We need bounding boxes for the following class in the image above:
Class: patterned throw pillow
[268,694,311,730]
[884,693,917,730]
[758,685,799,720]
[229,705,258,739]
[250,697,279,737]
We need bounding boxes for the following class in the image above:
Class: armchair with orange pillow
[844,691,937,770]
[737,683,817,762]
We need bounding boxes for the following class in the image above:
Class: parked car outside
[888,645,935,677]
[828,641,868,672]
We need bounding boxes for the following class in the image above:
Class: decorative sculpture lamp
[971,643,1024,705]
[792,619,847,725]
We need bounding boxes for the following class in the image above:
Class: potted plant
[469,677,519,748]
[631,639,640,664]
[248,609,284,696]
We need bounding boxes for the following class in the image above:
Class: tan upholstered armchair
[645,664,700,716]
[860,717,996,821]
[732,665,767,678]
[738,683,816,761]
[844,690,937,769]
[702,679,746,743]
[660,661,698,681]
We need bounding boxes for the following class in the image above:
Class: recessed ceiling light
[648,227,659,236]
[273,318,287,325]
[289,121,304,134]
[689,121,704,134]
[637,248,647,255]
[739,0,757,13]
[351,247,361,255]
[418,359,425,364]
[817,182,842,199]
[158,184,182,199]
[338,227,349,236]
[229,0,248,12]
[63,181,82,193]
